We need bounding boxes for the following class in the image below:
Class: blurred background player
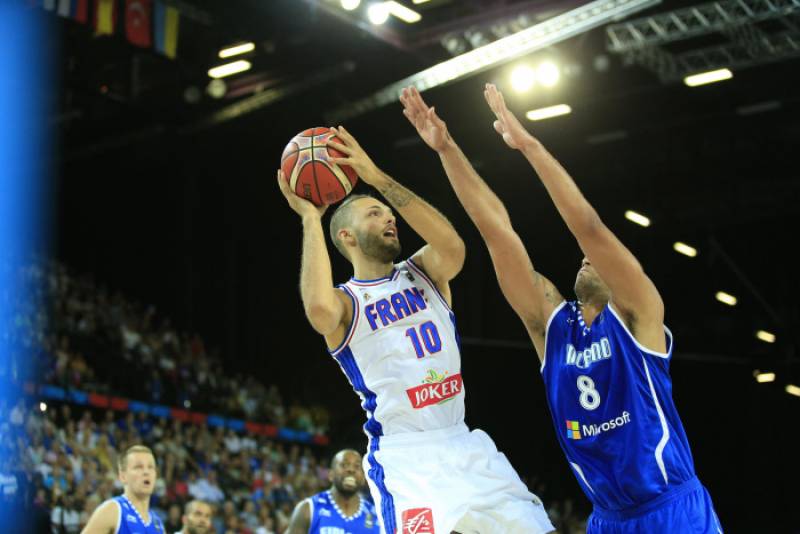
[277,126,553,533]
[175,500,213,534]
[81,445,165,534]
[399,83,722,533]
[287,449,378,534]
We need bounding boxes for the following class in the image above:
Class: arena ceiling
[54,0,799,367]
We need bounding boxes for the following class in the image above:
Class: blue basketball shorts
[587,477,723,534]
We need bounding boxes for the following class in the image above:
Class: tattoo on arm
[378,180,415,208]
[536,272,561,306]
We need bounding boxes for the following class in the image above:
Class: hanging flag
[154,0,179,59]
[94,0,118,36]
[56,0,88,23]
[125,0,152,47]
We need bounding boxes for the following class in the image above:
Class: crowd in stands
[0,397,332,533]
[1,257,587,533]
[0,258,329,433]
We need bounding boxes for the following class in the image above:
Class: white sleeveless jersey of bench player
[329,257,465,438]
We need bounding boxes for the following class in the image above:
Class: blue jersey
[308,490,380,534]
[542,301,697,511]
[111,495,164,534]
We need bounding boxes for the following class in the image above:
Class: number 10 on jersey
[406,321,442,358]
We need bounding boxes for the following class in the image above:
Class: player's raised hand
[484,83,538,151]
[400,86,453,153]
[326,126,382,185]
[277,169,327,218]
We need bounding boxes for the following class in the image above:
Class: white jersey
[329,257,465,438]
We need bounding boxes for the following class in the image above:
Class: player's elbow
[434,235,466,280]
[446,235,466,271]
[305,303,341,336]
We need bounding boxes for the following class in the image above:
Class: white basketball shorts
[362,422,555,534]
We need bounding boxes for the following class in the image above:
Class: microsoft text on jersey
[566,411,632,440]
[566,338,612,369]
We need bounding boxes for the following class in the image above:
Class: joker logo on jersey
[566,338,612,369]
[406,370,463,409]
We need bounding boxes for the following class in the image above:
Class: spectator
[189,470,225,505]
[49,494,80,534]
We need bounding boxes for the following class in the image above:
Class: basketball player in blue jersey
[287,449,379,534]
[82,445,166,534]
[399,85,723,533]
[277,126,554,533]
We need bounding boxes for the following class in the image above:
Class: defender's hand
[484,83,539,151]
[400,86,453,153]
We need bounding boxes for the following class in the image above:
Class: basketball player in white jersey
[277,126,554,534]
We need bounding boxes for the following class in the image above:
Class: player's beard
[332,476,359,498]
[356,229,401,264]
[574,272,610,305]
[185,525,210,534]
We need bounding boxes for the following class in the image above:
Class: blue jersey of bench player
[308,490,380,534]
[542,301,722,533]
[111,495,164,534]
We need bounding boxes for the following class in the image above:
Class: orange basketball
[280,127,358,206]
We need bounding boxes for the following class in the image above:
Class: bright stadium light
[208,60,251,79]
[756,330,776,343]
[367,2,390,25]
[341,0,361,10]
[387,1,421,23]
[536,61,560,87]
[715,291,737,306]
[218,42,255,59]
[624,210,650,227]
[786,384,800,397]
[754,371,776,383]
[526,104,571,121]
[39,402,47,412]
[327,0,659,122]
[510,65,536,92]
[673,242,697,257]
[684,68,733,87]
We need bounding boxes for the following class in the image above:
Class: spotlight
[510,65,536,92]
[624,210,650,227]
[367,2,390,25]
[536,61,560,87]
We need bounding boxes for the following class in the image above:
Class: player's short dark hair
[329,195,374,260]
[184,499,212,516]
